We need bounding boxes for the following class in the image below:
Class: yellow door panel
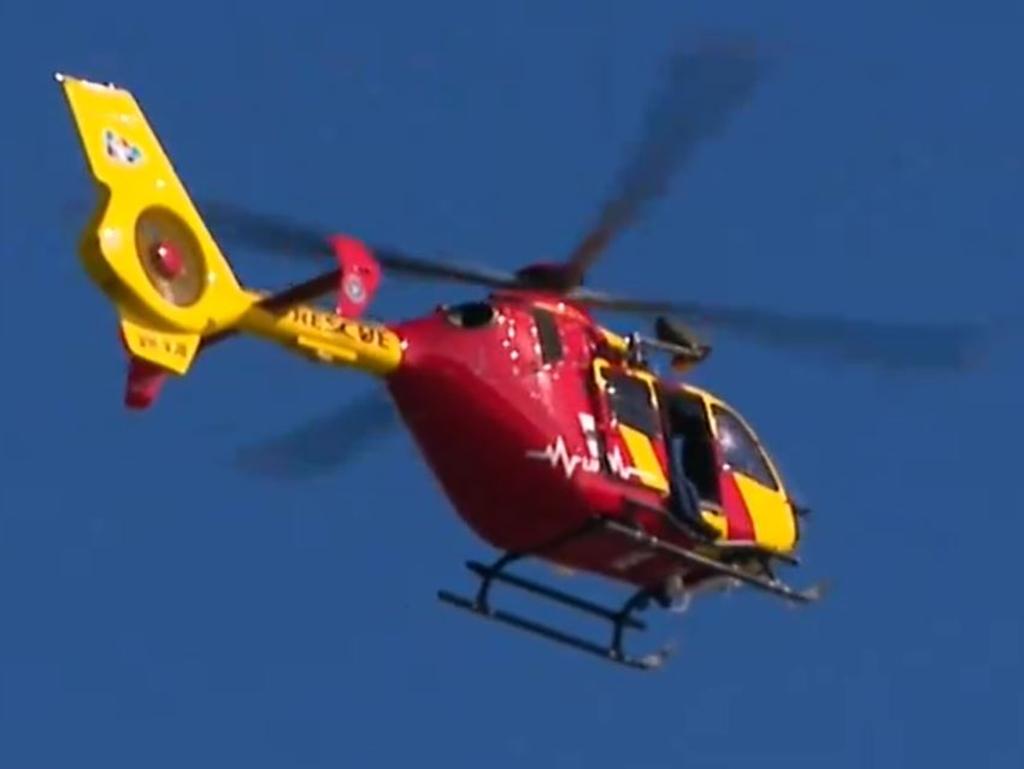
[733,472,796,553]
[617,424,670,494]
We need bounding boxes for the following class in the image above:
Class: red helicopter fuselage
[387,292,801,594]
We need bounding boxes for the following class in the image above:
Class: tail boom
[235,299,401,373]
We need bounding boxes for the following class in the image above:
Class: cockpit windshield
[711,405,778,490]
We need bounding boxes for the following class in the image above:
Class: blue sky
[2,1,1022,767]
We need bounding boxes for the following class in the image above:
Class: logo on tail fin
[343,273,367,304]
[103,128,143,166]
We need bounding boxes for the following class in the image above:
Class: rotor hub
[150,241,184,280]
[134,206,207,307]
[514,262,577,293]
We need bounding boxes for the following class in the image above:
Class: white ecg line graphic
[525,413,654,483]
[525,435,600,479]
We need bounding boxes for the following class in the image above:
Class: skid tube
[437,519,672,670]
[437,517,825,670]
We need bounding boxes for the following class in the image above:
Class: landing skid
[439,557,669,670]
[437,517,824,670]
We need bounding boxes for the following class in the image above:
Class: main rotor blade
[202,200,522,289]
[564,38,768,286]
[235,389,400,479]
[572,291,989,371]
[202,200,335,259]
[373,248,522,290]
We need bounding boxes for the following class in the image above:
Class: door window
[605,371,661,438]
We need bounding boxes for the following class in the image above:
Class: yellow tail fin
[57,73,252,375]
[57,73,403,408]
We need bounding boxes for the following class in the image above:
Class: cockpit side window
[711,405,778,490]
[605,372,661,438]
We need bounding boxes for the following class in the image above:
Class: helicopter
[55,42,982,670]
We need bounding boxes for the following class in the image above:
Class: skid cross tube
[437,519,673,670]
